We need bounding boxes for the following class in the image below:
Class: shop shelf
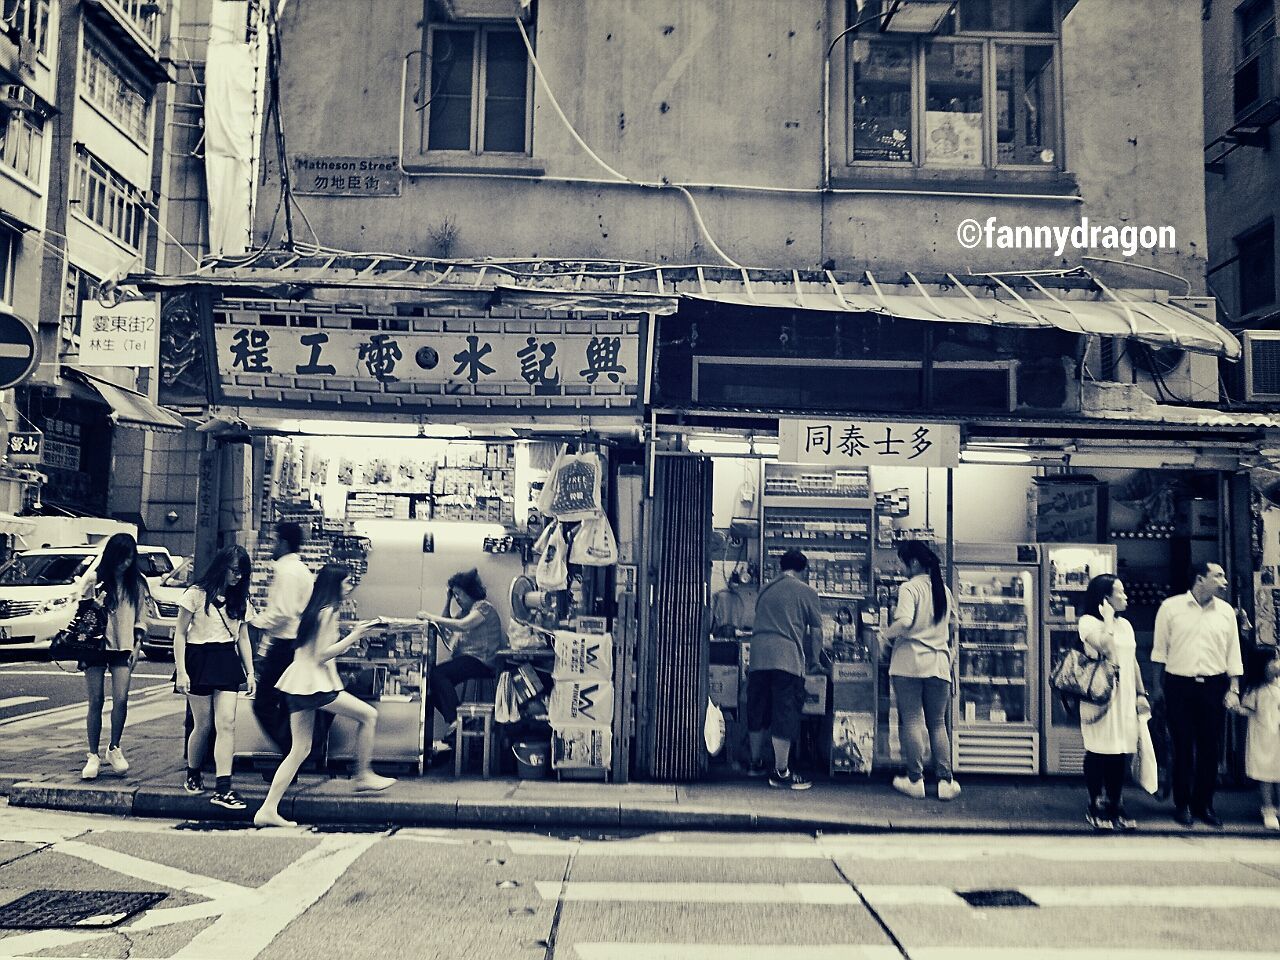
[959,642,1029,650]
[957,595,1028,605]
[959,676,1027,685]
[817,592,867,601]
[957,621,1026,630]
[762,494,874,510]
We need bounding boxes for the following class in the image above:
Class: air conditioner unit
[0,83,38,115]
[440,0,531,21]
[1244,330,1280,402]
[875,0,957,33]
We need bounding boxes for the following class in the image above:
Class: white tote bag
[535,522,570,591]
[1132,715,1159,795]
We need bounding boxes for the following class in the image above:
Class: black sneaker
[210,790,247,811]
[768,768,813,790]
[183,774,204,795]
[746,759,769,778]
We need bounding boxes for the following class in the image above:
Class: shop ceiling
[133,257,1239,360]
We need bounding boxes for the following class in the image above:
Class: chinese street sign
[79,300,160,367]
[293,156,402,197]
[780,419,960,469]
[5,430,41,463]
[0,308,39,389]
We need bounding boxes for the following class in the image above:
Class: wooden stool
[454,703,495,779]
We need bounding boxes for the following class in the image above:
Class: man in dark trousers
[1153,561,1243,828]
[249,522,315,755]
[745,548,827,790]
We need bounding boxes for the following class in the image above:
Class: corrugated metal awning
[63,369,189,434]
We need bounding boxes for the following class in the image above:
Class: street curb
[8,780,136,817]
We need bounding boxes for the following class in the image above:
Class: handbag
[49,585,109,661]
[1050,645,1117,707]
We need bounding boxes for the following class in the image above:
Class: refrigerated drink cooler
[1040,542,1117,775]
[952,543,1042,775]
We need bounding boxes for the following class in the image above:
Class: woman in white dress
[254,564,394,827]
[1077,574,1150,831]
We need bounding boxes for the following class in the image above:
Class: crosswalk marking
[537,882,861,905]
[0,696,45,709]
[861,884,1280,909]
[0,682,174,732]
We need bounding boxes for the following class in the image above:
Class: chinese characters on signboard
[780,419,960,469]
[78,300,159,367]
[5,431,41,464]
[40,419,81,472]
[293,156,402,197]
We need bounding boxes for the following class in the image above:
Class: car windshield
[162,557,191,587]
[0,554,93,586]
[138,552,174,577]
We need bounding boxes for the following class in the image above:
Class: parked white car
[140,556,192,660]
[0,545,177,652]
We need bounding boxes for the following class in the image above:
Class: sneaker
[745,759,769,778]
[105,746,129,775]
[768,768,813,790]
[1263,808,1280,831]
[80,753,100,780]
[210,790,247,811]
[183,773,204,795]
[937,778,962,802]
[1086,809,1115,831]
[892,775,926,799]
[1113,810,1137,831]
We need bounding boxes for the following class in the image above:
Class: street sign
[5,430,42,464]
[0,309,39,389]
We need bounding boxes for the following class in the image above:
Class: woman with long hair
[881,540,960,801]
[254,564,394,827]
[174,545,257,811]
[79,533,150,780]
[1078,574,1149,831]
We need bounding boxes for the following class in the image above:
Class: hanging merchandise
[570,513,619,566]
[538,447,603,521]
[549,679,614,726]
[535,521,569,591]
[704,698,726,757]
[553,631,613,681]
[494,671,520,724]
[532,518,558,556]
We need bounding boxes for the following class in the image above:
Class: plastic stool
[454,703,495,779]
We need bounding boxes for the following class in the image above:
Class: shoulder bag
[49,584,110,661]
[1050,644,1117,709]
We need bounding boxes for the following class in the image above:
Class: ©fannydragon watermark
[956,216,1177,258]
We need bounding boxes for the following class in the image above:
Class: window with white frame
[108,0,159,47]
[425,23,532,154]
[60,263,100,348]
[9,0,53,58]
[0,104,44,182]
[72,147,144,249]
[846,0,1061,170]
[80,35,151,141]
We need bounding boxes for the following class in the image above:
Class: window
[72,148,144,249]
[61,264,100,346]
[0,228,14,306]
[1237,220,1276,316]
[426,24,531,154]
[1239,0,1276,61]
[10,0,53,57]
[846,0,1060,170]
[80,36,151,141]
[108,0,160,47]
[0,104,44,181]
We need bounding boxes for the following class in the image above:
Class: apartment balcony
[1234,35,1280,129]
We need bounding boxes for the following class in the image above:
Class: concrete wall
[1204,0,1279,322]
[255,0,1208,289]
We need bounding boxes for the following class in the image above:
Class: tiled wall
[140,428,202,557]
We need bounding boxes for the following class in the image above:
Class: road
[0,661,175,723]
[1,806,1279,960]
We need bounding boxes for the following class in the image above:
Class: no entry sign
[0,309,39,390]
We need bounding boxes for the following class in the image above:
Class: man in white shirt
[249,522,315,754]
[1152,561,1243,828]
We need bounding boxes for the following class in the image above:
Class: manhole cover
[956,889,1038,909]
[0,890,167,929]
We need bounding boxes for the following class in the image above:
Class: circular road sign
[0,308,40,390]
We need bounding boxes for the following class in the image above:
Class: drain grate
[0,890,167,929]
[956,889,1038,909]
[175,821,259,832]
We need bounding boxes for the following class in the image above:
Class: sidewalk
[0,706,1273,835]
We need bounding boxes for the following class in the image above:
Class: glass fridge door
[955,565,1036,726]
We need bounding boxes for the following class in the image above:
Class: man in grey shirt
[745,549,827,790]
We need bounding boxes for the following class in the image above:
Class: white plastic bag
[704,697,726,757]
[570,514,618,566]
[535,521,569,591]
[1132,715,1158,795]
[494,672,519,724]
[541,450,603,521]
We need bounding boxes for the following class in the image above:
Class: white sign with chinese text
[78,300,159,367]
[779,419,960,469]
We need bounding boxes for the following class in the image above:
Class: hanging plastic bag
[1132,715,1158,795]
[570,514,619,566]
[704,698,726,757]
[535,522,569,591]
[541,450,603,522]
[494,671,520,724]
[532,519,557,556]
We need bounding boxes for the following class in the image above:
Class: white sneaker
[892,775,926,799]
[80,753,100,780]
[1263,808,1280,831]
[937,779,962,801]
[105,746,129,774]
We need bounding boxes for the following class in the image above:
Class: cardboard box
[831,710,875,774]
[803,675,828,716]
[551,724,612,769]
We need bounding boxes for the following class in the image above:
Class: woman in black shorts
[254,564,394,827]
[174,546,257,810]
[79,533,150,781]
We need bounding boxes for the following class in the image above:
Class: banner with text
[780,419,960,469]
[79,300,159,367]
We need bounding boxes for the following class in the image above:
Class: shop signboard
[212,300,642,413]
[40,420,81,472]
[779,418,960,468]
[79,299,159,367]
[5,430,42,464]
[293,156,402,197]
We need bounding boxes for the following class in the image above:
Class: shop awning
[62,369,189,434]
[128,256,1240,359]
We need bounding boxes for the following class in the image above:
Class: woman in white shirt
[174,546,257,811]
[1077,574,1150,831]
[79,533,150,781]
